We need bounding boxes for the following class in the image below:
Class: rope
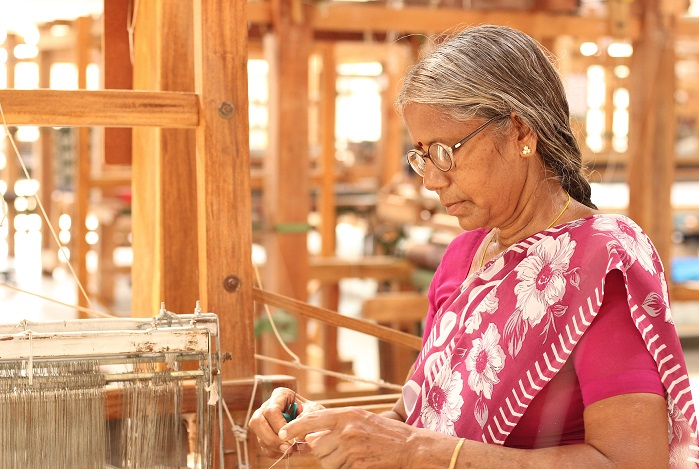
[221,376,261,469]
[255,354,403,391]
[0,101,101,315]
[268,442,300,469]
[252,263,408,391]
[253,263,300,363]
[0,280,114,319]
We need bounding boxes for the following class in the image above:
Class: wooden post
[38,50,54,259]
[103,0,133,165]
[627,0,676,270]
[380,44,410,187]
[131,0,199,318]
[75,17,91,316]
[261,0,312,388]
[609,0,633,38]
[5,34,17,259]
[193,0,256,464]
[318,42,339,391]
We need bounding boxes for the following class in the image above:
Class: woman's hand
[248,387,325,458]
[278,407,423,469]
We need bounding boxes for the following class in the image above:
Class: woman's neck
[491,182,570,249]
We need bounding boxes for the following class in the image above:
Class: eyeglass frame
[405,115,502,177]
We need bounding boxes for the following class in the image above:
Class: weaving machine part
[0,311,222,469]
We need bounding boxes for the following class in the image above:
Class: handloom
[0,305,223,468]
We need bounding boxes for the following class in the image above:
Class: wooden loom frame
[0,0,262,466]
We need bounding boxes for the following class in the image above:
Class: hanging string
[253,263,300,363]
[0,280,113,318]
[252,259,405,391]
[0,102,98,314]
[221,376,261,469]
[26,330,33,386]
[255,353,403,391]
[267,441,309,469]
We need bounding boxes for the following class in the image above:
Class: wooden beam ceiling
[248,2,642,40]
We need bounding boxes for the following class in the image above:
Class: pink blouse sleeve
[573,269,664,407]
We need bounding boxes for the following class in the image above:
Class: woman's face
[403,104,529,231]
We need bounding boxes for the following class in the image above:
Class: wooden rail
[253,288,423,351]
[309,256,414,283]
[0,89,199,128]
[106,375,297,420]
[672,285,699,302]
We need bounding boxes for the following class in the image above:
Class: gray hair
[396,24,596,209]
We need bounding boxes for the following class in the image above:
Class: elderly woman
[250,25,698,468]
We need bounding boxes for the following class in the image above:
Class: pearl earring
[521,145,531,156]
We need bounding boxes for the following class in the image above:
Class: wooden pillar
[318,42,339,391]
[131,1,199,318]
[193,0,256,376]
[262,0,312,387]
[103,0,133,165]
[38,50,54,257]
[194,0,256,464]
[380,44,409,187]
[627,0,676,269]
[75,17,91,316]
[5,34,17,259]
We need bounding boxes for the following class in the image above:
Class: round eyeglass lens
[407,151,426,176]
[430,143,453,171]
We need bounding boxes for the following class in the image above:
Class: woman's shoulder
[568,212,642,229]
[560,213,651,246]
[559,213,664,277]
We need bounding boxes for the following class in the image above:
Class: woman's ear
[510,112,537,158]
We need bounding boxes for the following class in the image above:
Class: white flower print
[593,216,656,274]
[513,233,576,327]
[420,361,464,435]
[466,323,506,400]
[658,274,674,324]
[667,394,686,444]
[464,287,499,334]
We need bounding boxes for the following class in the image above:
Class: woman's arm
[280,392,669,469]
[380,365,413,422]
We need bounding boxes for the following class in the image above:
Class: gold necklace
[478,193,571,269]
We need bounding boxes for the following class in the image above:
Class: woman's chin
[455,216,485,232]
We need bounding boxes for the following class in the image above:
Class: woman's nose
[422,159,449,192]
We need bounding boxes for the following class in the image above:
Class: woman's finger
[279,408,340,442]
[305,430,331,448]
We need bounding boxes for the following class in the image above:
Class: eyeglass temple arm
[452,115,500,150]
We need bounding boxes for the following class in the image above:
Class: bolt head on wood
[218,101,235,119]
[223,275,242,292]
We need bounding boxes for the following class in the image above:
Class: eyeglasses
[406,115,501,177]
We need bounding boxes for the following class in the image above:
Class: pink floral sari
[403,214,699,467]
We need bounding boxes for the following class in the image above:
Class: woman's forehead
[404,103,451,122]
[405,104,482,141]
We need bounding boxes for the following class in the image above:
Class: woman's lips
[445,201,465,216]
